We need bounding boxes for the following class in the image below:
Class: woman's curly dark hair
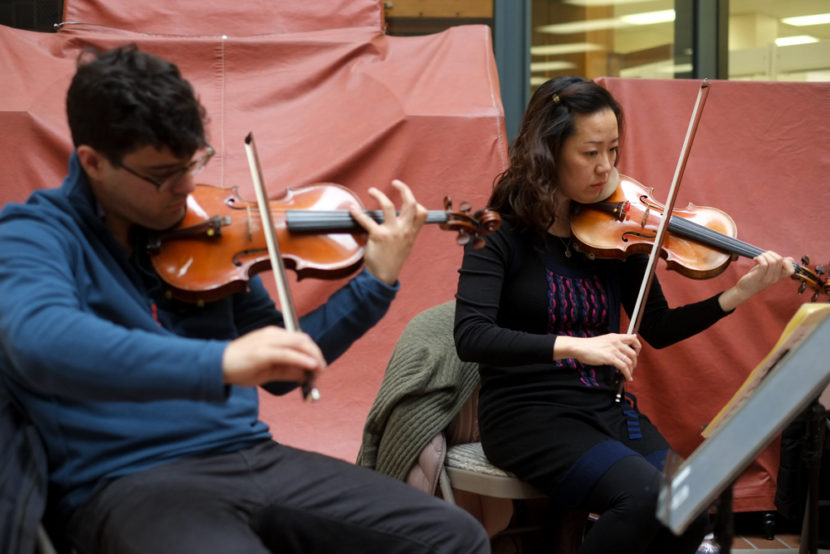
[489,76,623,238]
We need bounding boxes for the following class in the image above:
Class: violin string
[236,209,451,234]
[669,216,763,258]
[670,215,811,279]
[243,210,450,228]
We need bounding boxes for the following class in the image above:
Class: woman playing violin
[454,75,793,554]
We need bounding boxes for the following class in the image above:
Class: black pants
[579,455,708,554]
[66,440,489,554]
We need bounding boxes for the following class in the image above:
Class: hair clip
[552,93,561,104]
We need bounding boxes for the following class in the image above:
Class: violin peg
[817,264,826,277]
[456,230,471,246]
[472,237,486,250]
[798,280,807,294]
[443,196,453,211]
[801,255,811,266]
[459,200,472,215]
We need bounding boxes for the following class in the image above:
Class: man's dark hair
[66,44,207,164]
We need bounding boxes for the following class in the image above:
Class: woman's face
[556,108,619,204]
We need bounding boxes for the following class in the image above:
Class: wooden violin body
[148,183,362,302]
[148,183,500,302]
[571,174,738,279]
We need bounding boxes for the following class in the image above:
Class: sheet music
[702,303,830,438]
[658,302,830,534]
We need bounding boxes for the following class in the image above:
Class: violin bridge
[146,215,230,252]
[613,200,630,221]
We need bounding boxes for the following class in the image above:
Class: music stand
[657,304,830,552]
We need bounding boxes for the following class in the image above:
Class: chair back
[0,380,48,554]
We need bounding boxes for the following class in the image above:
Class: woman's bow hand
[555,333,642,382]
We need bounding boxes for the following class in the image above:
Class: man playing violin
[0,45,489,553]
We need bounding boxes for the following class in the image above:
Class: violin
[570,172,829,300]
[147,182,501,303]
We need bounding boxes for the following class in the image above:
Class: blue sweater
[0,154,397,523]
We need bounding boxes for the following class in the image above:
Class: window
[531,0,677,87]
[729,0,830,81]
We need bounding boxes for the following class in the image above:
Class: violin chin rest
[599,167,620,201]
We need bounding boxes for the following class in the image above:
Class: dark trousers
[66,440,489,554]
[580,455,708,554]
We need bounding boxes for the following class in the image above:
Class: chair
[2,379,52,554]
[1,381,63,554]
[436,381,587,552]
[440,441,544,504]
[357,301,585,551]
[436,375,545,505]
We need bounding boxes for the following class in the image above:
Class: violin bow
[244,132,320,403]
[615,79,711,403]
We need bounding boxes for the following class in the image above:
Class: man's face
[90,144,201,240]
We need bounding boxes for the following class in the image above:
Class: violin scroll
[795,256,830,301]
[440,196,501,249]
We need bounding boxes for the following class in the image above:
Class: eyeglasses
[116,145,215,191]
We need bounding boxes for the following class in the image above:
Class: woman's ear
[598,167,619,201]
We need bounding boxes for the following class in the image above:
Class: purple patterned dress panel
[546,270,609,387]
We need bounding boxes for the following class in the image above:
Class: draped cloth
[0,0,506,477]
[3,0,827,513]
[597,77,830,511]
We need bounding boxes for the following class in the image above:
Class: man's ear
[76,145,108,181]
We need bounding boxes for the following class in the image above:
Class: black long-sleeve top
[454,218,731,418]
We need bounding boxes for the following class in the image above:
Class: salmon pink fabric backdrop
[598,77,830,511]
[3,0,828,514]
[0,0,506,488]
